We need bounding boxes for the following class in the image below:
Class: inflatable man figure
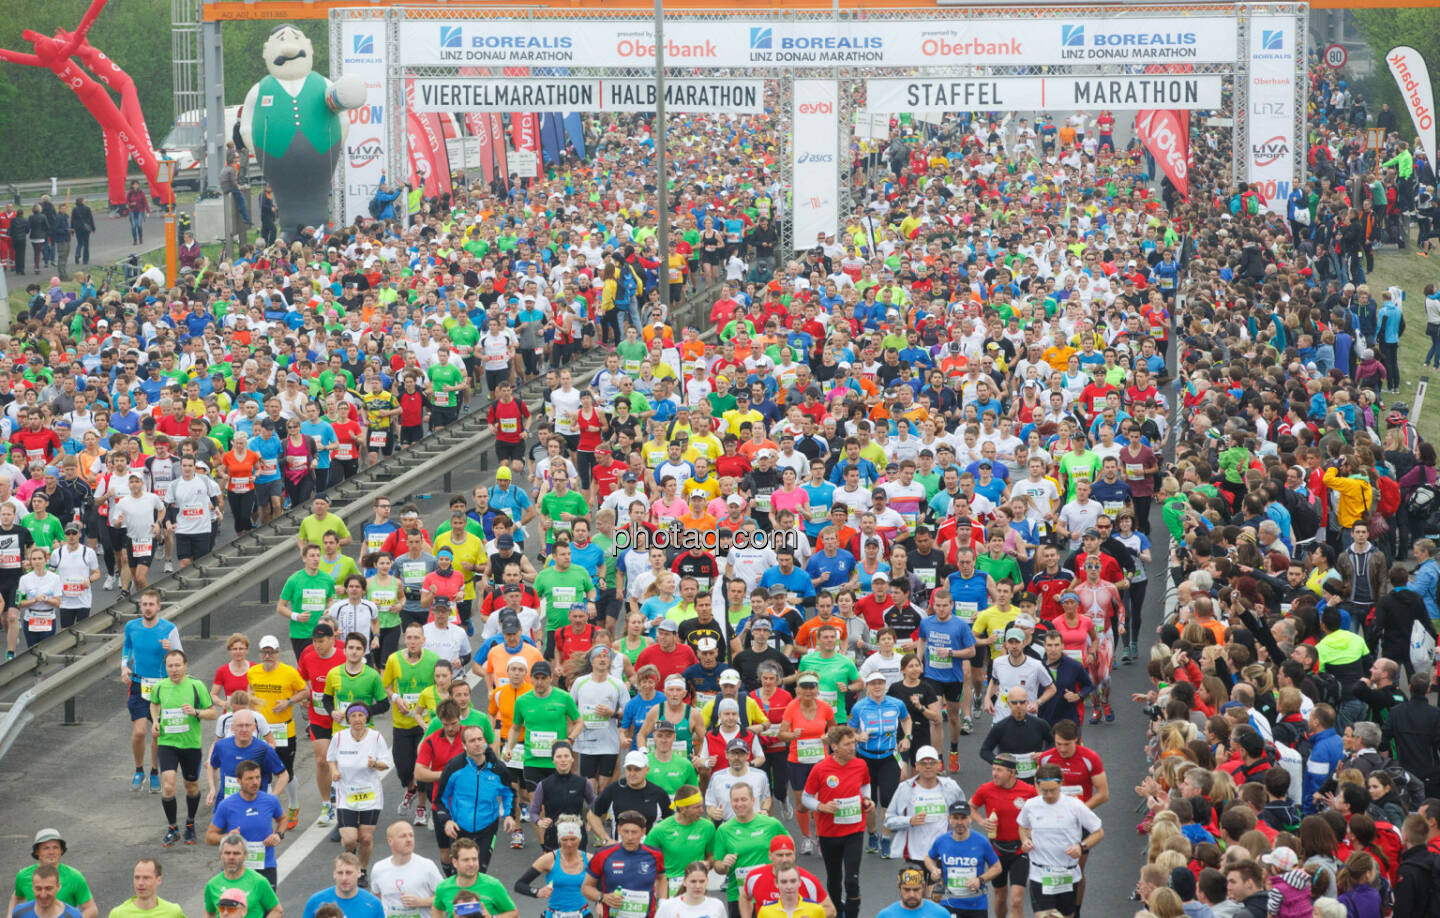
[240,25,365,241]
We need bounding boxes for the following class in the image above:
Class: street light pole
[654,0,669,283]
[157,158,178,287]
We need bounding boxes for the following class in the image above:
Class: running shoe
[779,798,794,821]
[511,831,525,849]
[149,771,160,794]
[1089,707,1101,725]
[949,752,960,773]
[103,574,116,591]
[414,805,429,828]
[358,870,369,890]
[960,716,973,736]
[1105,704,1115,723]
[161,827,180,847]
[800,837,816,856]
[867,833,880,854]
[184,823,197,845]
[397,789,416,814]
[285,807,299,831]
[329,826,341,843]
[316,802,336,827]
[131,771,144,792]
[164,561,175,573]
[880,836,893,859]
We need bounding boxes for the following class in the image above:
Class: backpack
[368,195,384,219]
[1312,670,1342,708]
[1283,488,1322,542]
[1380,758,1427,811]
[1409,482,1440,518]
[1377,475,1403,518]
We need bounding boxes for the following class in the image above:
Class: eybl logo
[749,27,772,50]
[440,26,462,49]
[1061,25,1085,48]
[1261,30,1283,51]
[351,34,374,55]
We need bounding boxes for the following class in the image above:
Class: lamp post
[156,158,177,287]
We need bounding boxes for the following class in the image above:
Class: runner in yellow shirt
[245,635,308,827]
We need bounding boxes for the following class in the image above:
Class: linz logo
[439,26,462,49]
[1252,135,1289,167]
[1261,29,1283,51]
[352,34,374,55]
[798,101,833,114]
[1061,24,1085,47]
[749,27,772,50]
[1251,101,1287,116]
[347,137,383,168]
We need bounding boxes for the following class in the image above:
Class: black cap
[948,800,971,816]
[531,661,553,677]
[312,622,335,637]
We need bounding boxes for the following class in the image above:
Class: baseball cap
[915,745,941,762]
[497,534,516,551]
[624,750,649,769]
[948,800,972,816]
[870,571,890,583]
[696,637,719,653]
[63,521,82,535]
[531,661,553,678]
[767,584,788,597]
[312,622,335,638]
[258,635,281,651]
[864,670,888,683]
[796,672,820,687]
[719,668,741,685]
[1004,627,1026,642]
[499,612,522,634]
[771,835,796,853]
[1260,848,1299,871]
[1082,527,1102,539]
[218,890,249,910]
[657,619,679,633]
[1014,614,1036,629]
[726,738,750,754]
[750,617,772,631]
[623,472,638,483]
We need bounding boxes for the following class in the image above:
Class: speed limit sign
[1324,43,1348,69]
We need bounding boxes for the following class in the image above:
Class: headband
[673,793,703,808]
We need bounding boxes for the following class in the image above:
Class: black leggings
[820,831,864,918]
[284,475,314,507]
[374,624,401,670]
[761,748,789,801]
[104,523,127,575]
[228,490,256,534]
[1126,580,1148,651]
[576,450,596,491]
[392,725,424,788]
[600,309,621,346]
[1132,495,1152,536]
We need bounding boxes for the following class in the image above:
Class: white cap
[915,745,941,762]
[719,669,742,685]
[624,750,649,769]
[696,637,719,653]
[258,635,281,650]
[864,670,888,683]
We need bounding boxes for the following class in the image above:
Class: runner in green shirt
[203,837,280,918]
[974,531,1023,586]
[422,679,495,743]
[432,839,517,917]
[277,546,334,646]
[798,630,861,719]
[712,784,790,902]
[534,543,596,630]
[382,628,439,732]
[13,832,93,916]
[506,663,580,772]
[644,791,716,896]
[106,858,184,918]
[21,505,64,550]
[645,727,700,794]
[427,354,467,412]
[539,481,590,547]
[1058,449,1102,502]
[322,633,389,723]
[150,650,218,845]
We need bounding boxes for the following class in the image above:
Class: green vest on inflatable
[251,73,342,160]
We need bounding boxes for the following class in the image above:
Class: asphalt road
[0,466,1169,918]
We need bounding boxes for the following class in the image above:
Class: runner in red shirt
[741,835,831,914]
[968,754,1038,918]
[296,621,347,825]
[634,621,699,684]
[486,380,530,471]
[1036,723,1108,807]
[414,702,467,870]
[802,726,873,918]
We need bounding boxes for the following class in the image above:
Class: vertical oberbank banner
[792,80,839,249]
[1247,15,1297,215]
[339,19,388,224]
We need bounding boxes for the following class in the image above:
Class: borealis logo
[750,27,772,50]
[440,26,462,49]
[1061,25,1085,48]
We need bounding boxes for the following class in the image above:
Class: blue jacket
[1411,558,1440,623]
[1302,727,1344,814]
[1038,654,1093,726]
[434,751,515,832]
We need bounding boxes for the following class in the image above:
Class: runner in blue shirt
[208,761,285,882]
[804,531,855,597]
[850,671,913,856]
[876,866,952,918]
[800,472,836,540]
[299,407,337,492]
[209,711,287,804]
[916,591,979,762]
[925,802,1001,918]
[10,867,82,918]
[122,589,184,792]
[582,812,666,918]
[300,856,386,918]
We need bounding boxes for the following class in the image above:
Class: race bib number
[273,732,289,749]
[914,799,947,820]
[286,455,308,470]
[946,866,978,895]
[694,692,716,710]
[259,459,279,477]
[311,690,328,712]
[818,688,838,707]
[754,493,772,513]
[506,742,526,769]
[301,588,328,613]
[957,602,979,623]
[809,505,829,523]
[1062,785,1084,797]
[181,507,205,520]
[529,730,558,758]
[28,610,54,632]
[335,443,356,461]
[797,738,825,763]
[1013,752,1037,779]
[1040,866,1078,894]
[345,784,377,808]
[140,677,160,701]
[369,431,389,448]
[617,890,649,918]
[550,586,577,607]
[928,646,952,670]
[161,707,188,734]
[833,795,863,825]
[916,569,937,589]
[132,538,154,556]
[228,476,252,493]
[245,841,267,869]
[0,550,20,566]
[667,876,684,896]
[63,579,87,596]
[500,418,519,434]
[224,775,241,797]
[1124,463,1143,479]
[581,705,609,730]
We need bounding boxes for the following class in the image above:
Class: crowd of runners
[11,40,1440,918]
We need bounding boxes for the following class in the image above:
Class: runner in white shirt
[1016,763,1103,918]
[327,701,394,868]
[113,472,167,591]
[725,537,778,593]
[986,631,1055,720]
[654,864,728,918]
[49,523,100,627]
[166,458,222,570]
[369,822,445,918]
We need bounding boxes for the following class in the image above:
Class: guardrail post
[201,614,211,640]
[260,578,270,605]
[443,471,452,493]
[63,698,76,726]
